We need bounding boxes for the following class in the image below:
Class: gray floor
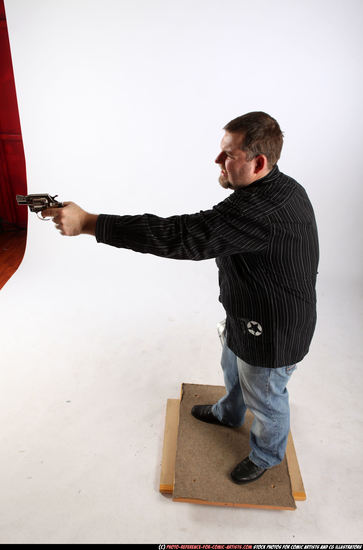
[1,238,362,544]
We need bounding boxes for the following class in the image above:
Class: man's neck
[251,166,272,183]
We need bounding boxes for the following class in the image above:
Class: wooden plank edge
[172,497,296,511]
[293,492,306,501]
[159,399,180,493]
[160,484,173,494]
[286,431,306,501]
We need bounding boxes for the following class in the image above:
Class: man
[43,112,319,485]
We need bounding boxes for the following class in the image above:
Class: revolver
[16,194,64,220]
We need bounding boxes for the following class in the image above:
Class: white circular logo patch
[247,321,263,336]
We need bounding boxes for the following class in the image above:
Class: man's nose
[215,152,225,164]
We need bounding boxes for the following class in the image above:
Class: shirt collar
[247,164,280,189]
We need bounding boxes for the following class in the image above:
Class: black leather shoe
[191,404,229,426]
[230,457,267,484]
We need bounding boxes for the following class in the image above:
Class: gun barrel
[16,195,29,204]
[16,193,63,213]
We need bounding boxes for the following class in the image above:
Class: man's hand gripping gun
[16,194,64,220]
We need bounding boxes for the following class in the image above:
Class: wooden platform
[0,229,27,289]
[160,383,306,510]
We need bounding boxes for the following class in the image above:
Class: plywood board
[160,383,306,510]
[160,399,180,493]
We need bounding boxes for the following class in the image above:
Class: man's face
[215,131,257,190]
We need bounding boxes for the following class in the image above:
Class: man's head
[215,111,283,190]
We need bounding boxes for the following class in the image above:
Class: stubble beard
[219,174,234,190]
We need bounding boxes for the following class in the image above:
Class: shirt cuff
[95,214,120,244]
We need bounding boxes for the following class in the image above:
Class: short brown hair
[224,111,283,168]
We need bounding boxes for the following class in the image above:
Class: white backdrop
[5,0,363,285]
[1,0,363,544]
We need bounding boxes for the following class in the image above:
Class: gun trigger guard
[36,212,50,221]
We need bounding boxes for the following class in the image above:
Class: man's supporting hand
[41,202,99,236]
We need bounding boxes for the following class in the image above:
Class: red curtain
[0,0,27,228]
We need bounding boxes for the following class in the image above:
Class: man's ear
[254,155,268,174]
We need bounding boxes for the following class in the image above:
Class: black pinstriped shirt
[95,165,319,367]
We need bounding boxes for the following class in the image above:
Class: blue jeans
[211,340,297,469]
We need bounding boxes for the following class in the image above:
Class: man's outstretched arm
[42,197,269,261]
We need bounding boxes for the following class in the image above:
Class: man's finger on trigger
[42,208,56,218]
